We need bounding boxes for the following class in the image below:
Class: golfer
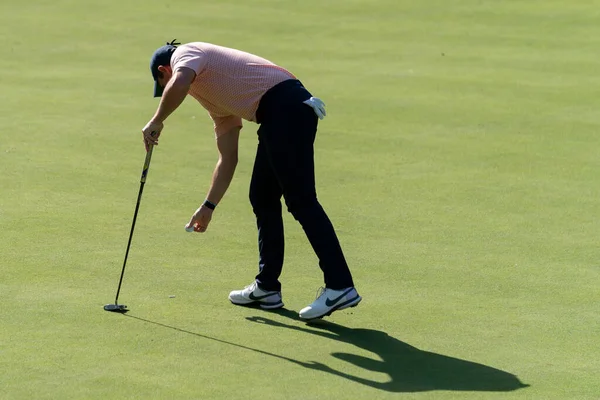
[142,40,361,320]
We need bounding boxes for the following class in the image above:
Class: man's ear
[157,65,171,74]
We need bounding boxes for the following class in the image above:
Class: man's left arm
[185,126,241,233]
[142,67,196,150]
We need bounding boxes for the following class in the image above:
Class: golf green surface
[1,0,599,398]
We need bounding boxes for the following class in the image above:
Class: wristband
[203,199,217,210]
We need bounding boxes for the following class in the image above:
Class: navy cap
[150,39,180,97]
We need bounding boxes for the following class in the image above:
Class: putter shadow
[247,309,529,393]
[122,314,307,365]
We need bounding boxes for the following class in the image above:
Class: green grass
[1,0,599,398]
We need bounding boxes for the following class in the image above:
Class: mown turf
[1,0,599,399]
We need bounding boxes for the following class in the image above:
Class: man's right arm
[152,67,196,124]
[142,67,196,150]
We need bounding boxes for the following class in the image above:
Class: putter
[104,136,156,313]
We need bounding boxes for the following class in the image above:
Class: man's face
[157,65,173,90]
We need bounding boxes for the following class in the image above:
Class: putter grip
[140,148,153,183]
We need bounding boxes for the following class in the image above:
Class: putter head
[104,304,128,313]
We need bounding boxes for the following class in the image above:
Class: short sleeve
[171,45,208,75]
[209,112,243,138]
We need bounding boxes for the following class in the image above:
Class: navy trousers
[251,79,355,291]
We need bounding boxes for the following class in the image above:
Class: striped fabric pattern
[171,42,296,136]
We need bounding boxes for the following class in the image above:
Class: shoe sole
[299,295,362,320]
[229,298,284,310]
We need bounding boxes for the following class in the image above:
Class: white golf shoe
[299,287,362,320]
[228,281,284,310]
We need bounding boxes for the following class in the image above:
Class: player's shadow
[247,309,529,393]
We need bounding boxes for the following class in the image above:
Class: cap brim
[153,80,164,98]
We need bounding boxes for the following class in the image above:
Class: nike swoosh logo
[249,292,277,301]
[325,288,354,307]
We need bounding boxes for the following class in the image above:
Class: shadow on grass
[123,309,528,393]
[247,308,529,393]
[123,314,305,363]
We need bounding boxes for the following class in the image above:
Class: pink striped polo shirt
[170,42,296,137]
